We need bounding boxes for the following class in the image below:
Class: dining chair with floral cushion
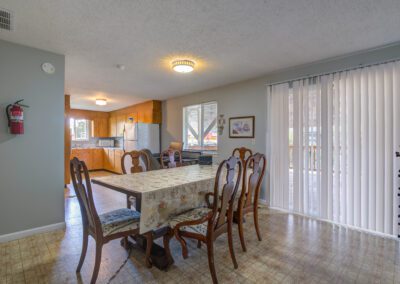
[121,150,151,209]
[70,157,150,284]
[235,153,266,252]
[160,149,182,168]
[165,156,242,284]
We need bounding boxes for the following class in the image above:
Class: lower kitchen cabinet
[91,149,104,170]
[71,148,124,174]
[114,149,124,174]
[103,148,114,171]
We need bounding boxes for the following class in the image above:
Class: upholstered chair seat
[99,208,141,237]
[169,207,212,236]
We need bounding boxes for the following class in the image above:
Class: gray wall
[161,42,400,201]
[0,40,65,235]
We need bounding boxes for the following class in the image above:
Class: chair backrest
[169,141,184,151]
[232,147,253,165]
[210,156,242,231]
[240,153,266,209]
[70,157,101,235]
[160,149,182,168]
[121,150,150,174]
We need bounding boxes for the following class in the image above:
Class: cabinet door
[93,118,108,138]
[98,118,109,137]
[103,149,111,170]
[109,117,117,137]
[109,149,115,171]
[92,149,104,170]
[114,149,124,174]
[116,115,126,137]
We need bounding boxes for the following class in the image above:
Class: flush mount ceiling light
[172,59,195,73]
[95,99,107,106]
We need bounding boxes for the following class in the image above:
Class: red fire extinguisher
[6,100,29,135]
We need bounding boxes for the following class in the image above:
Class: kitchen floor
[1,175,400,283]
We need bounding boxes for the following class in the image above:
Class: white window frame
[70,118,90,142]
[182,101,218,151]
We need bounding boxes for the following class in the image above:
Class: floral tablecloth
[92,165,220,233]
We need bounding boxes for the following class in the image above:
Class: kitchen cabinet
[103,148,124,173]
[103,148,114,171]
[116,115,126,137]
[91,149,104,170]
[109,117,117,137]
[71,148,92,170]
[70,148,124,173]
[92,118,108,138]
[114,149,124,174]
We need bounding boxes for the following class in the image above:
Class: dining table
[91,164,221,269]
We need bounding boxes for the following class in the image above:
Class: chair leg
[144,232,153,268]
[90,242,102,284]
[206,241,218,284]
[76,229,89,273]
[197,240,202,249]
[254,206,262,241]
[163,229,174,265]
[174,230,188,259]
[238,213,247,252]
[228,220,238,269]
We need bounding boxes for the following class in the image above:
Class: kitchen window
[183,102,218,151]
[70,118,90,141]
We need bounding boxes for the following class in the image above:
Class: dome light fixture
[172,59,195,73]
[95,99,107,106]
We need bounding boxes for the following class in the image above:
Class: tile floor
[1,170,400,283]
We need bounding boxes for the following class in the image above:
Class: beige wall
[162,76,267,160]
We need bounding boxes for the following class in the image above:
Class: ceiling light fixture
[172,59,195,73]
[95,99,107,106]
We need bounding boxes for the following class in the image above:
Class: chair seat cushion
[169,207,212,236]
[99,208,140,236]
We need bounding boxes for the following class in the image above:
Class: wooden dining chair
[235,153,266,252]
[121,150,151,210]
[232,147,253,165]
[70,157,145,284]
[121,150,150,174]
[169,141,184,151]
[160,149,182,168]
[165,156,242,284]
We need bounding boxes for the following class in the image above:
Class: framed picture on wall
[229,116,255,138]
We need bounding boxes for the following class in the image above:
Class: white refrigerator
[123,122,160,154]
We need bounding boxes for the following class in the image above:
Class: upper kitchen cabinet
[109,100,161,125]
[109,116,117,137]
[116,115,126,137]
[91,117,108,138]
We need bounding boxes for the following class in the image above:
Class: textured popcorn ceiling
[1,0,400,110]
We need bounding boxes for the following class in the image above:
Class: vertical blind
[266,61,400,236]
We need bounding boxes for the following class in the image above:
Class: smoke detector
[0,8,13,31]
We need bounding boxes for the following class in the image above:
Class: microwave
[98,139,114,147]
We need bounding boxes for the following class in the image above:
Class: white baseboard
[0,222,66,243]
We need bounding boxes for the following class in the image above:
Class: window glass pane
[184,105,201,149]
[183,102,218,151]
[202,102,217,151]
[72,119,89,141]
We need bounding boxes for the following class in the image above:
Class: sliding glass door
[267,61,400,236]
